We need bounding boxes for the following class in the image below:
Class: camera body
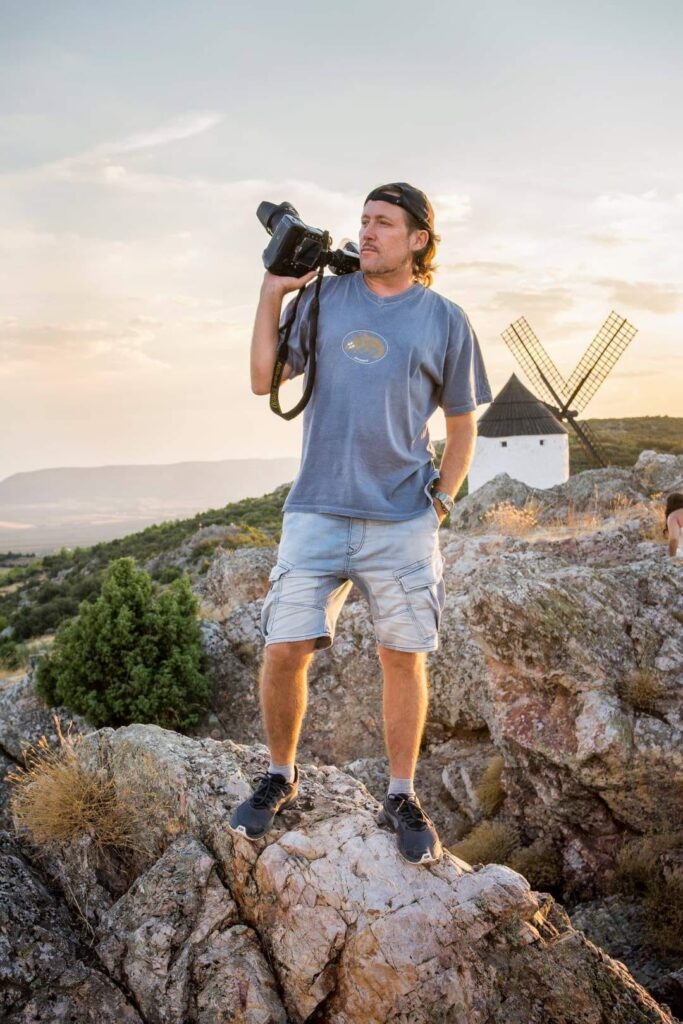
[257,201,359,277]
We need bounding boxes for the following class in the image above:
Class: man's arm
[432,412,477,517]
[250,270,316,395]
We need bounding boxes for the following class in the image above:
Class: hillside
[0,456,299,555]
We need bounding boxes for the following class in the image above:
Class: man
[231,182,492,864]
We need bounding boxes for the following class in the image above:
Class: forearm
[434,414,477,498]
[250,282,285,395]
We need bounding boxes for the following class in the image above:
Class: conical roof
[477,374,567,438]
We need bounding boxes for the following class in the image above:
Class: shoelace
[390,795,430,831]
[250,771,292,809]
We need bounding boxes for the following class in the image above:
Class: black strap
[269,268,324,420]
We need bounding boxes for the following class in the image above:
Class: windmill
[501,311,638,467]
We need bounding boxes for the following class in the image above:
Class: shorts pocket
[394,558,444,641]
[261,561,292,638]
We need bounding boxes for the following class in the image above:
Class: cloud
[486,287,575,316]
[442,260,519,275]
[595,278,683,314]
[0,112,224,188]
[95,113,223,156]
[433,193,471,225]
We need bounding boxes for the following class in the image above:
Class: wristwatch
[431,487,455,514]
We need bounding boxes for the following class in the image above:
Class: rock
[0,830,142,1023]
[97,835,286,1024]
[650,970,683,1021]
[38,724,677,1024]
[0,671,91,762]
[197,545,278,618]
[633,451,683,496]
[570,895,672,990]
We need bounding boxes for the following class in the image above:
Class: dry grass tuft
[474,754,506,817]
[7,717,188,877]
[507,840,563,890]
[611,828,683,957]
[450,820,519,866]
[618,668,665,714]
[484,502,539,536]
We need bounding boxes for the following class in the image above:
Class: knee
[377,646,426,671]
[263,639,316,670]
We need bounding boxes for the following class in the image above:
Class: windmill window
[500,441,507,447]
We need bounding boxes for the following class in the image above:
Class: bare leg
[259,639,316,765]
[378,647,428,778]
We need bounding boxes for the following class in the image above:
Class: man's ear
[410,228,429,252]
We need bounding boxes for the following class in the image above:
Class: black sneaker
[229,767,299,841]
[377,792,443,865]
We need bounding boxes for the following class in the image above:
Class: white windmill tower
[468,374,568,492]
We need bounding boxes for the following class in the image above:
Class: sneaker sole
[377,808,442,865]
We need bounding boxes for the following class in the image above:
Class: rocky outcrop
[0,669,90,761]
[450,450,683,530]
[0,830,143,1023]
[9,724,678,1023]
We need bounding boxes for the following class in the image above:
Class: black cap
[364,182,434,231]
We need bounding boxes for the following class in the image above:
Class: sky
[1,0,681,479]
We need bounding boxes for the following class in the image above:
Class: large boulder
[14,723,676,1024]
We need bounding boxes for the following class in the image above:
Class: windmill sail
[501,317,568,408]
[562,312,638,414]
[501,311,638,469]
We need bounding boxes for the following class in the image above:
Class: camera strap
[269,267,324,420]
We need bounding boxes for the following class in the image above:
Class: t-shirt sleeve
[278,284,316,381]
[439,308,493,415]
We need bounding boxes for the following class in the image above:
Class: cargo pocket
[260,561,292,639]
[394,557,444,642]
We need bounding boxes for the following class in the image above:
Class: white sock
[388,776,415,798]
[268,761,295,783]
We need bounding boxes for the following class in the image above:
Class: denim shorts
[260,503,446,653]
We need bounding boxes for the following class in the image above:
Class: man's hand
[433,498,448,524]
[261,269,318,300]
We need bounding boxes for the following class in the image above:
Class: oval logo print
[342,330,388,364]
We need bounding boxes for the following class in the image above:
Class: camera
[257,201,360,278]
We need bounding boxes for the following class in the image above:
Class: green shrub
[36,557,212,731]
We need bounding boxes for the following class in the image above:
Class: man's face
[359,199,427,277]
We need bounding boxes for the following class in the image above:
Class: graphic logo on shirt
[341,330,388,364]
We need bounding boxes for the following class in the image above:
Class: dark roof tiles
[477,374,568,437]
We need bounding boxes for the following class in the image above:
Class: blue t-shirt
[279,271,492,521]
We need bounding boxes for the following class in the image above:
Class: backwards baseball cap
[364,182,434,231]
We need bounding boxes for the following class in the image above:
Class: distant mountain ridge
[0,458,300,505]
[0,457,300,554]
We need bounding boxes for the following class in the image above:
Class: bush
[36,557,213,731]
[507,840,563,890]
[611,829,683,957]
[475,754,505,817]
[618,668,665,714]
[450,820,519,865]
[8,720,188,889]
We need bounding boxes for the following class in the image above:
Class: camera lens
[256,201,300,236]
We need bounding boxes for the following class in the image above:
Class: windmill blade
[566,416,610,468]
[502,317,569,409]
[562,311,638,414]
